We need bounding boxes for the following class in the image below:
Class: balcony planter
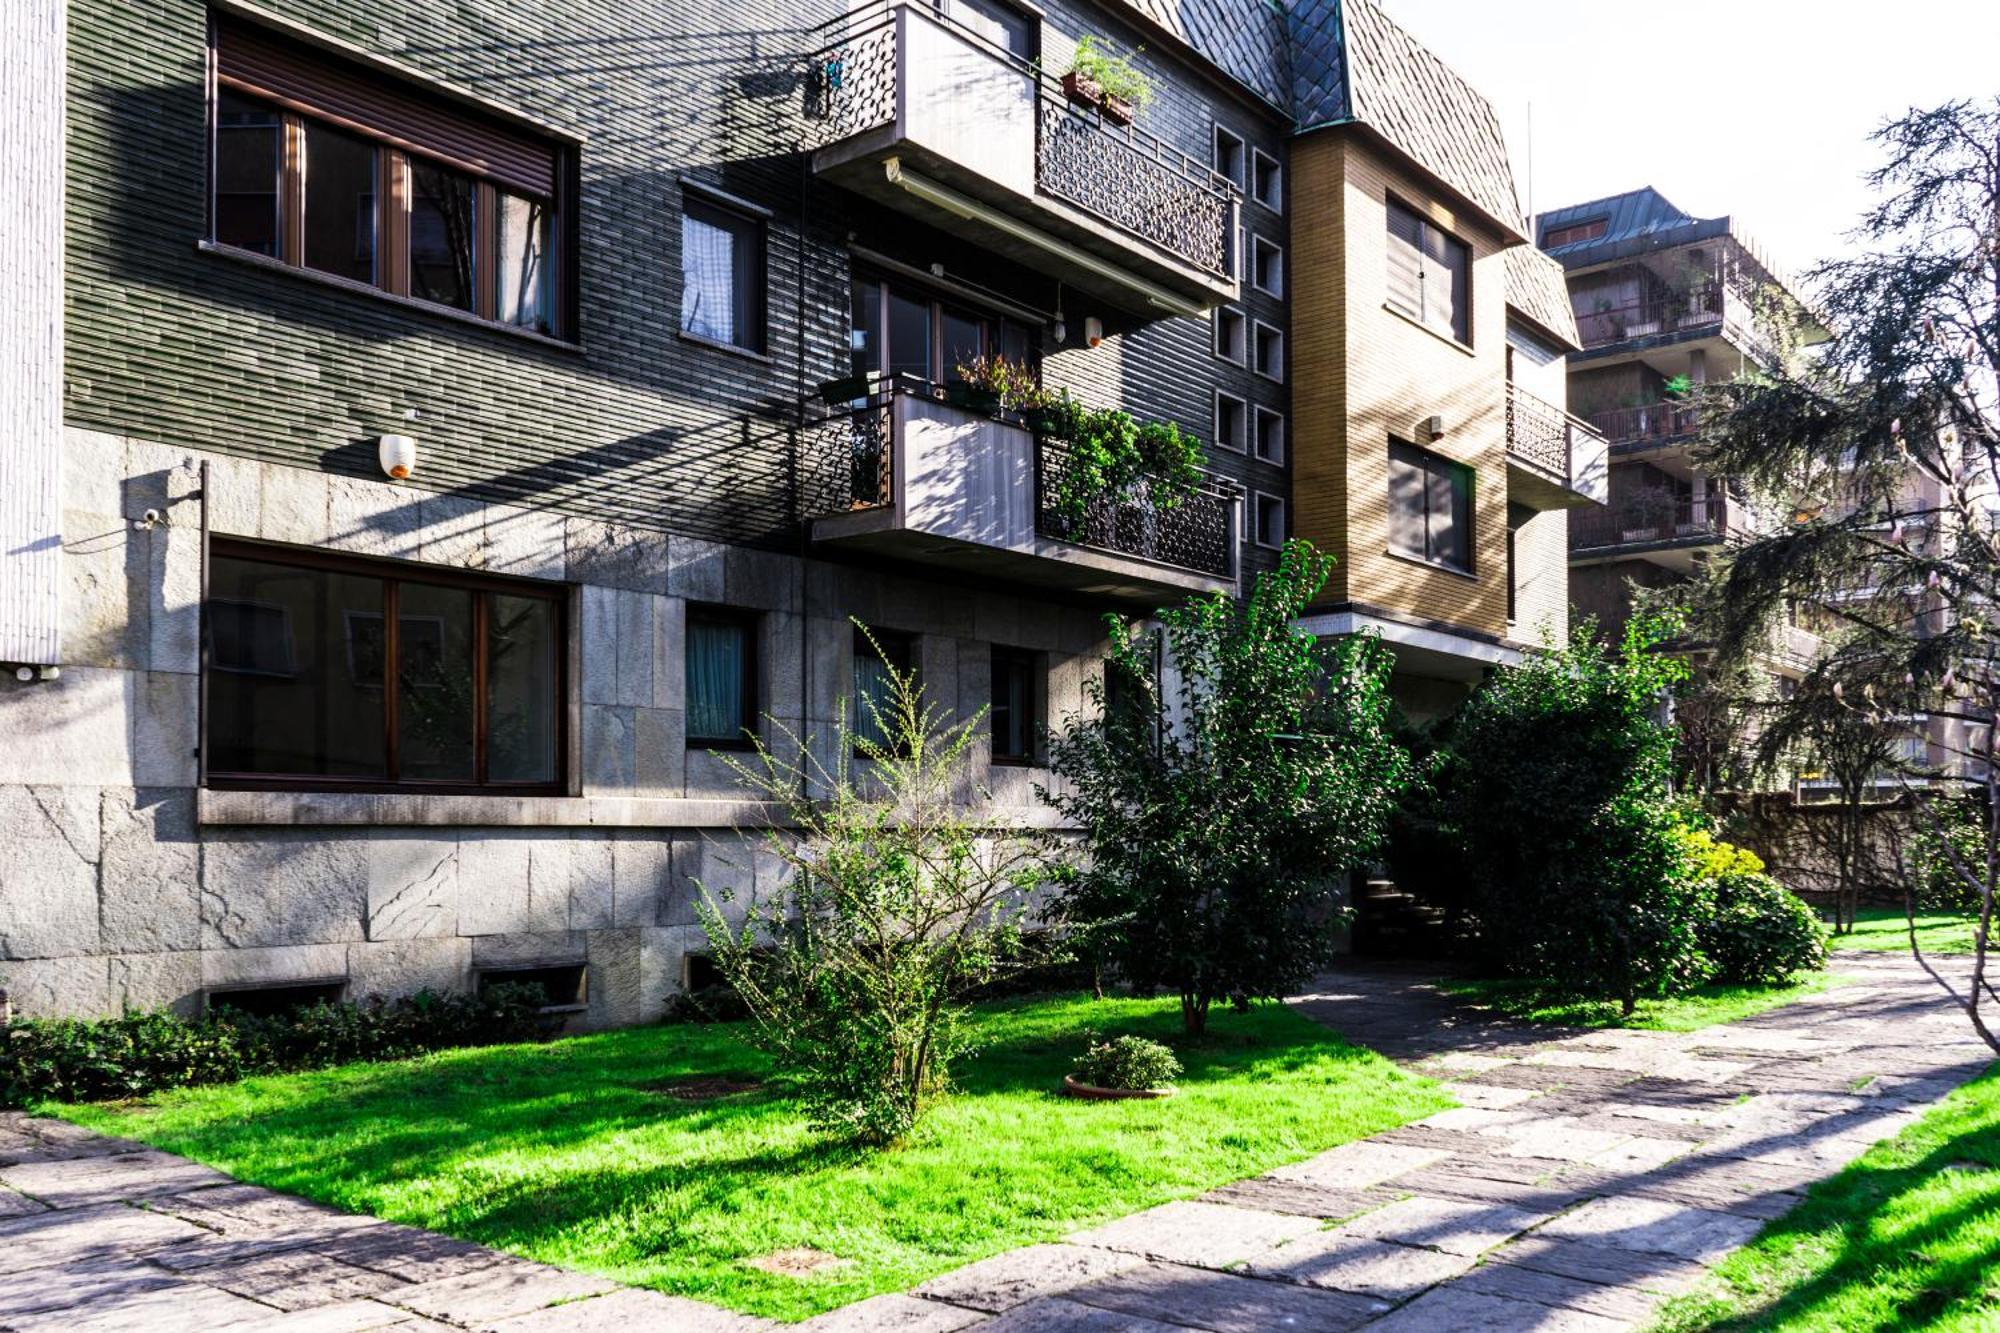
[1022,404,1067,438]
[818,375,870,405]
[945,381,1003,416]
[1100,94,1135,127]
[1061,70,1103,111]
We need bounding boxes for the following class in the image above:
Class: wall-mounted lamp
[1084,316,1104,348]
[379,434,418,480]
[1419,414,1446,442]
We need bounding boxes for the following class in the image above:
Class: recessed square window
[1253,493,1286,550]
[686,606,760,749]
[1388,438,1474,573]
[1214,391,1247,453]
[854,626,916,753]
[1253,407,1285,465]
[1251,148,1282,212]
[1252,237,1283,297]
[990,646,1043,764]
[1214,306,1246,363]
[1213,125,1245,188]
[1386,196,1471,344]
[1253,321,1284,381]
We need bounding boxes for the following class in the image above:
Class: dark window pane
[1387,441,1428,560]
[886,288,933,381]
[851,278,882,378]
[497,191,551,331]
[301,119,376,284]
[487,593,558,783]
[215,91,281,256]
[993,318,1033,368]
[688,615,752,744]
[854,628,914,751]
[991,648,1035,761]
[207,555,386,777]
[941,304,985,382]
[957,0,1033,58]
[410,160,477,311]
[1385,201,1423,319]
[395,582,475,782]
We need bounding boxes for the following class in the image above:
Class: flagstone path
[0,951,1987,1331]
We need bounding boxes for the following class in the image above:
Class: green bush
[1908,798,1990,912]
[1436,615,1709,1012]
[0,984,549,1107]
[1700,869,1831,984]
[1071,1034,1181,1090]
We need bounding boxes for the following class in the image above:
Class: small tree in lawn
[696,625,1062,1146]
[1041,540,1410,1036]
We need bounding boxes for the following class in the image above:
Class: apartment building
[0,0,1582,1023]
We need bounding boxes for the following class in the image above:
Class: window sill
[1384,547,1478,582]
[1381,302,1475,357]
[198,788,787,828]
[677,329,776,363]
[199,240,584,353]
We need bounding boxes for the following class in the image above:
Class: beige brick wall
[1291,131,1513,641]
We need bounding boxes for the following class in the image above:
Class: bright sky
[1377,0,2000,283]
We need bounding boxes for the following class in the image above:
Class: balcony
[1504,383,1609,509]
[801,375,1240,604]
[802,1,1239,316]
[1588,399,1701,453]
[1574,281,1782,368]
[1570,494,1754,563]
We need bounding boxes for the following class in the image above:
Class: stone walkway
[1,952,1989,1331]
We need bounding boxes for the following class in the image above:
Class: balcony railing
[802,1,1236,280]
[1588,399,1701,448]
[801,374,1237,580]
[1570,494,1752,553]
[1574,280,1781,366]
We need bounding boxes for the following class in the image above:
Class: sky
[1376,0,2000,283]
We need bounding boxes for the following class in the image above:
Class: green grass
[51,995,1447,1321]
[1652,1065,2000,1331]
[1434,975,1829,1031]
[1833,909,1981,955]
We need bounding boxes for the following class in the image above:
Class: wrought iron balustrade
[1588,399,1701,447]
[1570,495,1749,552]
[1504,383,1602,487]
[801,1,1235,278]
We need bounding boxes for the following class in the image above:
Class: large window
[686,607,759,749]
[1387,439,1473,574]
[849,274,1037,384]
[681,194,765,353]
[1385,198,1470,344]
[990,647,1042,765]
[205,541,564,792]
[209,20,566,336]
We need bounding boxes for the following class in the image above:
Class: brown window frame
[203,537,570,796]
[206,16,577,340]
[684,604,762,751]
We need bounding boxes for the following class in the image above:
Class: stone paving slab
[5,951,1989,1331]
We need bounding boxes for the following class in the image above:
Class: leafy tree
[696,626,1061,1146]
[1696,98,2000,1047]
[1041,541,1409,1036]
[1438,614,1707,1013]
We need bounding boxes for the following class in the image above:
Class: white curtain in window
[854,652,896,749]
[682,213,736,344]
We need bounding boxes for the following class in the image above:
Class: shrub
[1700,868,1830,984]
[0,985,549,1108]
[1044,541,1410,1034]
[1907,797,1990,912]
[696,624,1064,1146]
[1437,615,1708,1013]
[1072,1034,1180,1091]
[1067,35,1153,110]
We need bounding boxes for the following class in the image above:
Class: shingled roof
[1504,246,1581,350]
[1107,0,1529,242]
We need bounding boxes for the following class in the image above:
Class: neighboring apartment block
[0,0,1583,1023]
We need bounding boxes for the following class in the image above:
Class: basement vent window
[683,952,728,992]
[206,979,347,1018]
[479,962,588,1011]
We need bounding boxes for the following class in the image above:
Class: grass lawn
[1652,1065,2000,1331]
[1434,975,1829,1031]
[51,994,1447,1321]
[1833,908,1981,956]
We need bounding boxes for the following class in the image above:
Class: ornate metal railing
[1504,383,1602,488]
[799,375,1236,579]
[802,1,1235,278]
[1036,442,1236,577]
[1587,398,1701,448]
[1570,495,1751,552]
[1575,283,1726,349]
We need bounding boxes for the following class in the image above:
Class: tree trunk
[1180,990,1209,1037]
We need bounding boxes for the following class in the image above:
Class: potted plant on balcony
[1062,36,1152,126]
[951,355,1044,418]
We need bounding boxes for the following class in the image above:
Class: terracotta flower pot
[1100,95,1135,126]
[1061,1074,1175,1101]
[1061,70,1102,110]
